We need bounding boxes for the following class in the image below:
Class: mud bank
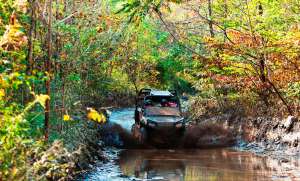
[32,140,106,180]
[190,114,300,158]
[241,116,300,158]
[32,116,109,181]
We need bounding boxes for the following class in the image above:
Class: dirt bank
[31,140,107,181]
[241,116,300,158]
[31,110,110,181]
[188,114,300,158]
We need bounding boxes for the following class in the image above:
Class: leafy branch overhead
[114,0,182,24]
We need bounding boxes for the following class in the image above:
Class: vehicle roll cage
[135,88,181,110]
[138,88,178,97]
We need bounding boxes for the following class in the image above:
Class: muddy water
[79,109,300,181]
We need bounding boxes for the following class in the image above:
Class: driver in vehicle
[161,99,177,107]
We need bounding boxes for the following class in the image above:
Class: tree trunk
[45,0,53,141]
[25,0,36,104]
[208,0,214,37]
[267,78,293,115]
[27,0,36,76]
[61,75,65,133]
[223,0,228,41]
[258,56,269,107]
[255,3,269,107]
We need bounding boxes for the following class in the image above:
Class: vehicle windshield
[144,96,179,108]
[143,96,181,116]
[145,107,181,117]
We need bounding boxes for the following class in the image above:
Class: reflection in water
[118,149,300,181]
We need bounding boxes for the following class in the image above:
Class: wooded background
[1,0,300,179]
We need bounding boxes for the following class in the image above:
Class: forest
[1,0,300,180]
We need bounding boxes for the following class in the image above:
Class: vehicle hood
[145,107,181,117]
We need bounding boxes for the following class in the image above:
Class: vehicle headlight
[176,118,185,124]
[175,118,185,128]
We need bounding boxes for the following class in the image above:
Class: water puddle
[80,148,300,181]
[78,108,300,181]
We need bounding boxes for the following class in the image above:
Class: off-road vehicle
[132,89,186,144]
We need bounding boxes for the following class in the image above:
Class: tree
[45,0,53,140]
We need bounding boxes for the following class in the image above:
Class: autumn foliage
[1,0,300,179]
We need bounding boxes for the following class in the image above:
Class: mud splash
[99,108,237,148]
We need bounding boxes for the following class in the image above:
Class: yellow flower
[63,114,71,121]
[87,108,106,124]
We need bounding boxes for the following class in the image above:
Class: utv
[133,89,186,144]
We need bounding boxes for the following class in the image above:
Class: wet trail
[78,109,300,181]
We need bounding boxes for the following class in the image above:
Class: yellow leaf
[0,89,5,99]
[99,113,106,123]
[87,108,106,123]
[63,114,71,121]
[0,76,9,88]
[11,166,18,177]
[36,94,50,108]
[0,12,27,50]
